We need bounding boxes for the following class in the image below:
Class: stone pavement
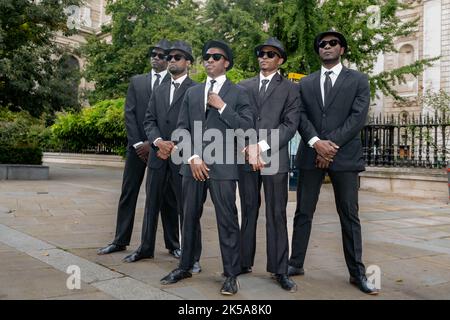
[0,163,449,300]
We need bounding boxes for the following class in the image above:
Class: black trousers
[179,177,240,277]
[137,162,185,256]
[112,148,147,246]
[239,170,289,274]
[289,169,366,278]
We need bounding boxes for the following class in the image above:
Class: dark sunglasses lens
[166,54,184,61]
[151,52,166,59]
[258,51,278,58]
[203,53,224,61]
[319,39,340,48]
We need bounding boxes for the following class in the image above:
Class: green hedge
[51,98,127,156]
[0,108,46,164]
[0,145,43,165]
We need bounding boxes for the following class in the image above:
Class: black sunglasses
[150,52,167,59]
[203,53,226,61]
[318,39,341,49]
[257,50,281,59]
[166,54,186,62]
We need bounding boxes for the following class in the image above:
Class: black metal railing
[362,112,449,168]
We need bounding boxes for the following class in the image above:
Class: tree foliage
[0,0,82,117]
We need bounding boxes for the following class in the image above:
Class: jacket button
[257,116,261,121]
[166,120,170,124]
[322,114,326,118]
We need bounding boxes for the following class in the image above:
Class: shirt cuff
[308,136,320,148]
[153,137,162,146]
[133,141,143,149]
[258,140,270,152]
[188,154,200,163]
[218,103,227,114]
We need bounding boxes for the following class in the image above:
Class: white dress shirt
[153,74,188,146]
[257,71,278,152]
[151,69,168,90]
[188,75,228,163]
[308,62,343,148]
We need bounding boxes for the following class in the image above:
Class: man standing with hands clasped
[288,30,379,295]
[123,41,201,269]
[238,37,300,292]
[160,40,254,296]
[97,39,171,256]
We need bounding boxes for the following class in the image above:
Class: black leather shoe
[220,276,239,295]
[287,265,304,276]
[160,268,192,285]
[274,274,297,292]
[97,244,126,255]
[350,276,379,295]
[240,266,252,274]
[169,248,181,259]
[122,251,153,263]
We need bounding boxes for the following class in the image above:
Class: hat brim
[314,31,347,54]
[202,40,234,71]
[254,45,287,64]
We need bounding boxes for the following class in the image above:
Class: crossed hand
[313,140,339,169]
[242,144,266,171]
[155,140,176,160]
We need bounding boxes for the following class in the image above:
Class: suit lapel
[218,79,231,100]
[169,78,192,111]
[251,76,260,106]
[263,73,282,102]
[145,72,152,97]
[313,71,324,110]
[324,67,349,109]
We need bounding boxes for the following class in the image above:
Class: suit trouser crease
[180,177,240,277]
[138,162,180,255]
[289,169,366,278]
[113,149,146,246]
[238,169,262,268]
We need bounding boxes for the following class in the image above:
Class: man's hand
[315,154,330,169]
[136,141,150,163]
[156,140,175,156]
[156,150,169,160]
[313,140,339,161]
[207,92,225,110]
[243,144,265,171]
[189,157,210,181]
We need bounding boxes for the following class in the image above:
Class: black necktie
[259,79,269,102]
[153,74,161,89]
[171,82,180,104]
[323,71,333,105]
[206,79,217,116]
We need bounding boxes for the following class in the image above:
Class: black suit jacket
[239,73,300,173]
[143,77,197,169]
[124,72,170,148]
[296,66,370,171]
[176,79,254,180]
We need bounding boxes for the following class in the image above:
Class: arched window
[57,54,80,109]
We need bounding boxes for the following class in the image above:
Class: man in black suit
[98,39,172,255]
[288,31,379,295]
[160,40,254,295]
[123,42,201,269]
[238,37,299,292]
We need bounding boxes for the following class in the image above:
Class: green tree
[82,0,204,103]
[0,0,82,117]
[269,0,438,100]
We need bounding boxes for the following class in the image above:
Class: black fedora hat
[149,39,172,55]
[254,37,287,64]
[202,39,234,71]
[314,30,347,54]
[167,40,194,62]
